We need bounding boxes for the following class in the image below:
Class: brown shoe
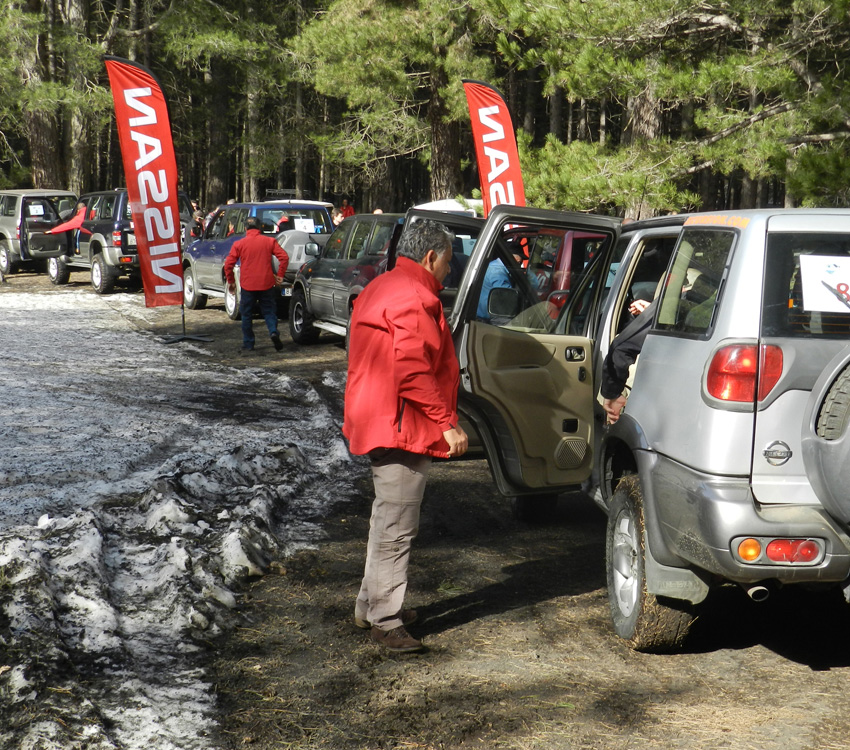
[371,625,423,653]
[354,608,418,630]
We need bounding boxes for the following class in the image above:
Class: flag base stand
[160,305,213,344]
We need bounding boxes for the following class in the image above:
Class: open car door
[22,196,70,259]
[449,205,621,498]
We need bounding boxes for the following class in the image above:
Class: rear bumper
[644,452,850,584]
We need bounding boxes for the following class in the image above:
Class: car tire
[0,239,17,275]
[606,475,695,652]
[91,254,118,294]
[183,266,208,310]
[224,283,241,320]
[289,287,320,344]
[47,256,70,285]
[511,493,558,524]
[817,363,850,440]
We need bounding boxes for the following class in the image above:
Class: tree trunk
[205,59,230,207]
[19,0,65,187]
[622,87,663,218]
[549,82,563,142]
[65,0,90,196]
[428,68,461,200]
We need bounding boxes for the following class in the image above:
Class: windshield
[260,207,332,234]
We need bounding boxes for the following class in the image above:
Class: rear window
[656,228,736,335]
[762,232,850,338]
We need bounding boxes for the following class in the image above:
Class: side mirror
[488,287,522,318]
[305,241,320,257]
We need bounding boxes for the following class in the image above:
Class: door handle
[564,346,586,362]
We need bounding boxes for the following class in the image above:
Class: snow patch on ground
[0,291,357,749]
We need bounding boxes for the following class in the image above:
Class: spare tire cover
[801,345,850,526]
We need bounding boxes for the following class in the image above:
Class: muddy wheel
[606,475,694,652]
[47,256,70,285]
[183,266,208,310]
[817,364,850,440]
[91,254,118,294]
[224,283,241,320]
[511,493,558,524]
[289,287,320,344]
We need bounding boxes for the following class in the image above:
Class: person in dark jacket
[224,216,289,352]
[344,219,468,653]
[600,298,657,424]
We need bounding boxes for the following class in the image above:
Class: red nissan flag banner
[104,56,183,307]
[462,80,526,217]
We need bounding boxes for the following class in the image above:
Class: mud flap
[645,536,710,604]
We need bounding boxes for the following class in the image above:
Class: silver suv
[0,189,77,275]
[448,206,850,652]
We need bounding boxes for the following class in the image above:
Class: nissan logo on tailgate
[763,441,793,466]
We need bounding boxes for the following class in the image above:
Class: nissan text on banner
[104,56,183,307]
[462,79,526,217]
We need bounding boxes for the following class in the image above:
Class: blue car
[181,200,334,319]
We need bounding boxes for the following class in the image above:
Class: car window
[348,221,373,259]
[363,221,394,256]
[656,228,735,335]
[97,194,118,221]
[763,232,850,338]
[265,208,332,234]
[206,210,227,239]
[472,218,611,334]
[224,208,247,237]
[323,222,353,260]
[0,196,12,217]
[23,198,59,221]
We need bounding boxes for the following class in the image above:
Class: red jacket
[343,256,460,458]
[224,229,289,291]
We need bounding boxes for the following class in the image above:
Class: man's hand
[274,276,285,288]
[227,282,236,294]
[628,298,651,316]
[603,395,628,424]
[443,425,469,457]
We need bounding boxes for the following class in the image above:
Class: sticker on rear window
[27,204,45,217]
[799,255,850,312]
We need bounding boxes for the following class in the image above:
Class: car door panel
[465,322,595,489]
[451,205,621,495]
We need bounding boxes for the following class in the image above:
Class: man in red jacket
[344,219,469,653]
[224,216,289,353]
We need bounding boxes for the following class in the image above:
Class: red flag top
[462,80,526,217]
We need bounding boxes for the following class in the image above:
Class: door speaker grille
[554,437,587,469]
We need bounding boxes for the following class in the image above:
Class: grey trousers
[355,448,432,630]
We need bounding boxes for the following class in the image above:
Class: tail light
[706,344,783,403]
[112,230,122,247]
[735,537,823,565]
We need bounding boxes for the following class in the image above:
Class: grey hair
[396,219,454,262]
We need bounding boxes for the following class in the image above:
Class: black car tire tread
[289,287,320,344]
[816,363,850,441]
[91,254,118,294]
[183,267,208,310]
[0,240,17,275]
[606,475,695,653]
[47,256,70,285]
[224,283,241,320]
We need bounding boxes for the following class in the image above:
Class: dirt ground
[7,269,850,750]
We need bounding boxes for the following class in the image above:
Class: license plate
[126,233,136,247]
[283,288,292,296]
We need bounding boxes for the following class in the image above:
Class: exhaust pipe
[740,582,772,602]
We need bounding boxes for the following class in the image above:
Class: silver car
[449,206,850,651]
